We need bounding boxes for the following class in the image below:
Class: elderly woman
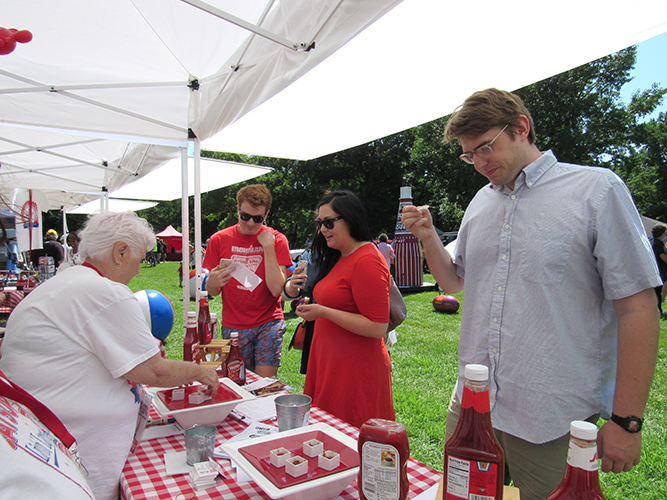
[0,212,218,500]
[295,190,394,428]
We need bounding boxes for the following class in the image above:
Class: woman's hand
[295,301,320,321]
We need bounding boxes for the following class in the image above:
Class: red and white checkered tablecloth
[121,375,442,500]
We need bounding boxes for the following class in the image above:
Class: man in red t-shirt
[204,185,292,378]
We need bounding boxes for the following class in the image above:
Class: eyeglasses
[459,124,508,164]
[314,216,343,230]
[238,211,265,223]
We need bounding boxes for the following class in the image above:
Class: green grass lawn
[132,262,667,499]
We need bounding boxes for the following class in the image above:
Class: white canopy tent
[2,0,401,317]
[2,0,667,318]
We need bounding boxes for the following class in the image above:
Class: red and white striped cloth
[121,374,441,500]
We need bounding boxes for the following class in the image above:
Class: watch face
[628,419,641,432]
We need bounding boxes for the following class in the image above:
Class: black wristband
[283,279,299,299]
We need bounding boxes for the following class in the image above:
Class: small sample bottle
[221,332,245,385]
[358,418,410,500]
[444,364,504,500]
[546,421,607,500]
[197,290,211,345]
[183,311,200,363]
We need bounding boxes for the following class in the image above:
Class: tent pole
[193,139,203,303]
[181,147,190,325]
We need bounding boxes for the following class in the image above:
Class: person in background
[44,229,65,266]
[57,231,82,274]
[650,224,667,313]
[0,211,219,500]
[204,184,292,378]
[376,233,395,279]
[402,88,660,500]
[283,245,319,374]
[296,190,393,428]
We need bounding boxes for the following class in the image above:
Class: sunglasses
[314,216,343,230]
[238,210,265,224]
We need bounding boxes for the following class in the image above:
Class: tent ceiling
[1,0,400,211]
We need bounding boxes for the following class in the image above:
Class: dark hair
[378,233,388,243]
[311,190,373,282]
[652,224,667,238]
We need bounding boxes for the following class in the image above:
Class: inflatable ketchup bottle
[197,290,212,345]
[183,311,200,363]
[221,332,245,385]
[358,418,410,500]
[546,421,607,500]
[444,364,504,500]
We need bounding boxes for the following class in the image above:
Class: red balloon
[0,27,33,55]
[433,294,460,314]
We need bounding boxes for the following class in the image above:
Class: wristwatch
[610,413,644,433]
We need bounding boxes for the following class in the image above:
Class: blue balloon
[134,289,175,341]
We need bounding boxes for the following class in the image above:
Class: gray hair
[78,212,155,262]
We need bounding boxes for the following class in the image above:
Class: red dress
[304,244,394,428]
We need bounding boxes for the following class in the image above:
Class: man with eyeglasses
[402,88,660,500]
[204,184,292,378]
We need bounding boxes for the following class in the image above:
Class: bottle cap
[464,364,488,381]
[570,420,598,440]
[400,186,412,199]
[230,331,238,339]
[187,311,196,318]
[210,313,217,320]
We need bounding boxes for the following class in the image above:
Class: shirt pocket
[519,229,575,285]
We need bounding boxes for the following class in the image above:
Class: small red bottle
[197,290,212,345]
[546,421,607,500]
[358,418,410,500]
[444,364,504,500]
[183,311,200,363]
[221,331,245,385]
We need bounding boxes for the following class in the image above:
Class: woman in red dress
[296,190,394,428]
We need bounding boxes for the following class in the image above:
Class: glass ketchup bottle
[358,418,410,500]
[444,364,504,500]
[546,421,607,500]
[197,290,212,345]
[221,331,245,385]
[183,311,200,363]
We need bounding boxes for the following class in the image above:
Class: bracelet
[282,279,299,299]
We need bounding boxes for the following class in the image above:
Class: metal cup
[184,424,216,466]
[275,394,311,432]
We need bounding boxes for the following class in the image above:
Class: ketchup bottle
[197,290,212,345]
[444,364,504,500]
[183,311,200,363]
[546,421,607,500]
[221,332,245,385]
[358,418,410,500]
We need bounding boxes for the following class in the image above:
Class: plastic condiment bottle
[183,311,200,363]
[358,418,410,500]
[221,332,245,385]
[546,421,607,500]
[210,312,218,340]
[444,364,504,500]
[197,290,212,345]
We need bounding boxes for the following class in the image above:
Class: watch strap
[610,413,644,433]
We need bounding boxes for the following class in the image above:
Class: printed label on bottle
[191,341,200,363]
[446,456,498,500]
[461,386,490,413]
[361,441,400,500]
[567,440,599,471]
[226,359,244,381]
